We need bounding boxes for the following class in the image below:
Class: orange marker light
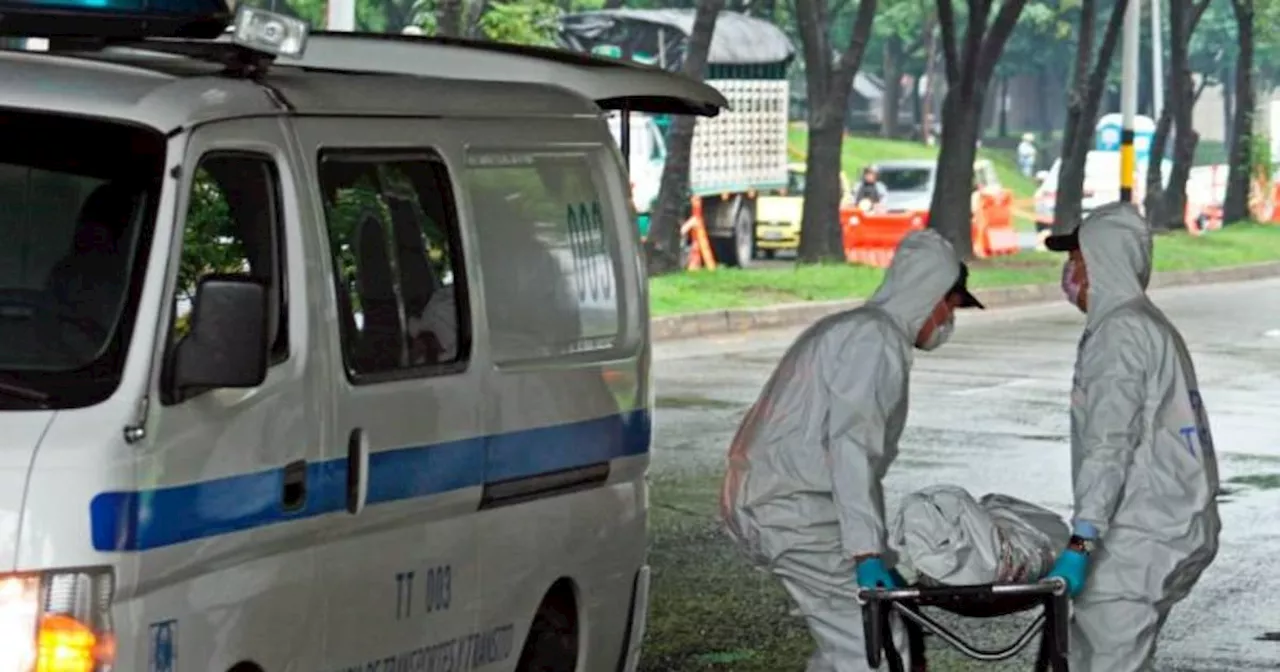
[37,614,111,672]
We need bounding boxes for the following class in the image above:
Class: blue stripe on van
[89,409,651,552]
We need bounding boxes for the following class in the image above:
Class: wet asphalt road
[652,277,1280,670]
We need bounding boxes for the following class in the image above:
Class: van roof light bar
[0,0,232,40]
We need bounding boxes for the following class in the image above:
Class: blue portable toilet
[1095,113,1157,164]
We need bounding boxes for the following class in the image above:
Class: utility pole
[1150,0,1164,123]
[327,0,356,31]
[1120,0,1141,202]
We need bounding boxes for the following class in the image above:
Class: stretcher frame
[859,580,1070,671]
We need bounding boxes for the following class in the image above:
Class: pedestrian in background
[1017,133,1038,177]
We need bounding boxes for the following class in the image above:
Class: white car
[1034,151,1172,230]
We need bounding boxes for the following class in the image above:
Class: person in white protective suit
[720,229,984,672]
[1042,201,1221,672]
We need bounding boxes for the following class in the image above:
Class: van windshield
[0,111,164,408]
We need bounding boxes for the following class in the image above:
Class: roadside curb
[651,261,1280,341]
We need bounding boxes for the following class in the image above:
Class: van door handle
[282,459,307,512]
[346,427,370,515]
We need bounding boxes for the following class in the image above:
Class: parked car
[753,163,851,258]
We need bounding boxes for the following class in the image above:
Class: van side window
[173,153,288,364]
[465,150,621,362]
[318,152,470,381]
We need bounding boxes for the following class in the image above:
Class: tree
[795,0,879,263]
[1223,0,1255,224]
[872,0,932,138]
[1145,0,1211,232]
[643,0,725,275]
[991,0,1071,138]
[477,0,562,44]
[436,0,464,36]
[1053,0,1128,234]
[927,0,1029,259]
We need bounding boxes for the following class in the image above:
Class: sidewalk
[651,261,1280,341]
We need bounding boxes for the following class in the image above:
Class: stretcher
[859,580,1070,671]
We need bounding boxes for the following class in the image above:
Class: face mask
[1061,258,1085,310]
[918,312,954,351]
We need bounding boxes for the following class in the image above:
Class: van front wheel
[515,589,578,672]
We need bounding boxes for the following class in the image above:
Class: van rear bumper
[615,565,651,672]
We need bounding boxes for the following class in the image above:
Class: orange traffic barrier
[1183,165,1226,235]
[841,205,923,268]
[841,194,1019,269]
[1250,177,1280,224]
[682,196,717,271]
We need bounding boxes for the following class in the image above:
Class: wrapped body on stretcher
[888,484,1071,586]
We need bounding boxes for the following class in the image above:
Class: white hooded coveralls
[1066,203,1221,671]
[720,230,964,672]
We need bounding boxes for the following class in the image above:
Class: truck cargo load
[558,9,795,267]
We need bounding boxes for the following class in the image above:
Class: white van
[0,5,724,671]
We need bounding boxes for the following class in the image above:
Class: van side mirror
[1035,170,1049,184]
[171,274,269,399]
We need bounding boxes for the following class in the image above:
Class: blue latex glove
[855,557,900,590]
[1046,549,1089,597]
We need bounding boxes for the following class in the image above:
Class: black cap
[950,262,985,309]
[1044,229,1079,252]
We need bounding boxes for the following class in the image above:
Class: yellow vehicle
[754,163,851,259]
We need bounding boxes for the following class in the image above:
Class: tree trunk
[644,0,725,276]
[1224,0,1255,224]
[435,0,463,37]
[1055,0,1127,235]
[998,75,1009,138]
[1147,0,1212,231]
[928,0,1029,258]
[463,0,488,38]
[912,68,925,134]
[1145,105,1174,227]
[1223,63,1235,147]
[882,37,903,138]
[1036,66,1054,138]
[932,93,983,255]
[922,27,938,143]
[796,0,878,263]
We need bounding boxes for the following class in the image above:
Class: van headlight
[0,569,114,672]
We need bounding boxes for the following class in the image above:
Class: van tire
[515,587,578,672]
[229,663,264,672]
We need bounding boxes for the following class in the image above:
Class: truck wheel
[762,249,776,260]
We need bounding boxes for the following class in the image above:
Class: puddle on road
[656,395,740,410]
[1017,434,1067,443]
[895,457,949,469]
[1224,453,1280,465]
[722,352,783,366]
[1227,473,1280,490]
